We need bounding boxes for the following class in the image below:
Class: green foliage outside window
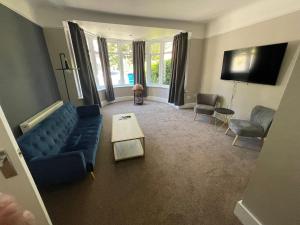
[109,54,120,70]
[151,62,159,84]
[163,59,172,85]
[150,58,172,85]
[150,54,160,84]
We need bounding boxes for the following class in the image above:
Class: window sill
[147,84,169,89]
[96,84,169,92]
[113,85,134,88]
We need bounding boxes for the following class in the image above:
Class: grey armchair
[194,93,218,122]
[226,105,275,146]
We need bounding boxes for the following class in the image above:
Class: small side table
[214,108,235,129]
[133,90,143,105]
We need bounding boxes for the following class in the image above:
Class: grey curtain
[97,37,115,102]
[133,41,147,96]
[168,32,188,106]
[68,22,101,107]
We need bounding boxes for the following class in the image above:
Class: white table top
[111,113,144,143]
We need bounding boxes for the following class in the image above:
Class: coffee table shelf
[111,113,145,162]
[113,139,144,161]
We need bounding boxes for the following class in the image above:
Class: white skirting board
[234,200,263,225]
[101,96,133,107]
[171,102,196,109]
[145,96,168,103]
[101,96,195,109]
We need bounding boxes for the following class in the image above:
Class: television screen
[221,43,288,85]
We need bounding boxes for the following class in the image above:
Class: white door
[0,106,52,225]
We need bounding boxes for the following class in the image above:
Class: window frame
[146,39,173,88]
[107,39,133,87]
[85,32,106,91]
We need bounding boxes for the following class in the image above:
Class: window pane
[150,54,160,84]
[120,43,132,53]
[93,39,99,52]
[109,53,121,85]
[164,41,173,53]
[150,43,160,54]
[123,54,133,85]
[94,54,105,88]
[107,42,118,53]
[163,53,172,85]
[96,55,101,65]
[85,34,105,90]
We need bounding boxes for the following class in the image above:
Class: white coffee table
[111,113,145,161]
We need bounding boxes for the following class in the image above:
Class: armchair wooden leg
[194,113,197,121]
[90,171,95,180]
[232,135,239,146]
[225,127,230,135]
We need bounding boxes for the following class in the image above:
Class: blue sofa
[17,103,103,186]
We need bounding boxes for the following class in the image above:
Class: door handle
[0,150,18,179]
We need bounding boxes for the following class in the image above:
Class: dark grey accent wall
[0,4,60,137]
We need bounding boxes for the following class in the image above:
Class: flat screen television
[220,43,288,85]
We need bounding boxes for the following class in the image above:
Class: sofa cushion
[66,134,82,148]
[229,119,265,137]
[18,103,80,161]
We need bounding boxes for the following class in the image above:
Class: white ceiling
[2,0,300,38]
[28,0,263,22]
[77,21,183,40]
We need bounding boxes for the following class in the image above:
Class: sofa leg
[225,127,230,135]
[90,171,95,180]
[194,113,197,121]
[232,135,239,146]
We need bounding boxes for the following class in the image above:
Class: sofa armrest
[29,151,87,186]
[77,104,100,118]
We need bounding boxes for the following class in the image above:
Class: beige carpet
[41,101,260,225]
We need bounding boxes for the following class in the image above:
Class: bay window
[85,34,172,93]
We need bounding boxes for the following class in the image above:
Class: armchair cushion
[229,119,264,137]
[194,104,215,115]
[250,105,275,134]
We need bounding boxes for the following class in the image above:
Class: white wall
[237,48,300,225]
[185,38,204,103]
[43,27,83,106]
[206,0,300,38]
[199,11,300,119]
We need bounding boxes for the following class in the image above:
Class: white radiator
[20,101,64,134]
